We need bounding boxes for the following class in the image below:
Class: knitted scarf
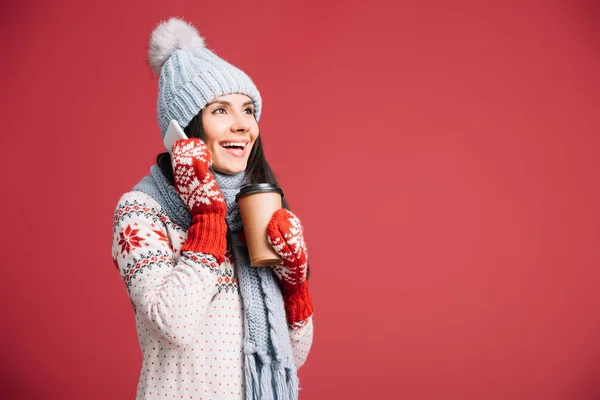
[133,164,299,400]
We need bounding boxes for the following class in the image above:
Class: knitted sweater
[112,190,313,399]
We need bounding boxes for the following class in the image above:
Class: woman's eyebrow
[206,100,230,107]
[205,100,254,107]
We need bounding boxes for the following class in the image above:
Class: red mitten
[267,208,314,326]
[171,139,227,264]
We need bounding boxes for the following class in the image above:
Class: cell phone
[163,119,188,153]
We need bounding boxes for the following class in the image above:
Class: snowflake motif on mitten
[266,209,308,293]
[170,138,228,262]
[171,139,226,216]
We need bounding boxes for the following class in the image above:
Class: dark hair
[156,113,310,279]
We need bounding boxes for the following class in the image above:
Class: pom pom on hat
[148,17,205,75]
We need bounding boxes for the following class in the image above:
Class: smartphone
[163,119,188,153]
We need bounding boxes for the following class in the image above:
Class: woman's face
[200,93,259,175]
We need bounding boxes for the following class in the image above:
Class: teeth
[221,142,247,148]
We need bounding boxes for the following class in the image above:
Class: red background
[1,0,599,399]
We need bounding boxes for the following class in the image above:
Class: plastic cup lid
[235,183,284,202]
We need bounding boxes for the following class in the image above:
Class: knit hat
[148,17,262,137]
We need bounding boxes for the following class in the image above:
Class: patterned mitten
[171,139,228,264]
[267,208,314,326]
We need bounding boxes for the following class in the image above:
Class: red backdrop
[1,0,599,399]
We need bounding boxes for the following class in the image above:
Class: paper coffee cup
[235,183,284,267]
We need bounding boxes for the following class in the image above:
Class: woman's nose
[231,119,250,133]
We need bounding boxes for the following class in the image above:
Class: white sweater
[112,191,313,399]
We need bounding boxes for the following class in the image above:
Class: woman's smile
[219,140,250,158]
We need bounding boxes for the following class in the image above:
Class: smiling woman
[111,17,314,400]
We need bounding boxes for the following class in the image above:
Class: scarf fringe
[244,353,299,400]
[287,369,299,400]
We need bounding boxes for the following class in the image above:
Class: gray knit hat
[148,17,262,137]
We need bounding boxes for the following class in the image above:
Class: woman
[111,17,314,399]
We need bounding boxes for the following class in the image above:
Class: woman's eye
[243,108,255,115]
[212,108,226,114]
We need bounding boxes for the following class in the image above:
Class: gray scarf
[133,164,299,400]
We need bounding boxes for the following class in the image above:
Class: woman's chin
[212,163,246,175]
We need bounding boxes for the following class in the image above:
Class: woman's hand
[171,138,226,217]
[171,139,227,263]
[267,209,308,293]
[267,208,313,326]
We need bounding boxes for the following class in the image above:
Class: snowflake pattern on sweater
[112,191,313,400]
